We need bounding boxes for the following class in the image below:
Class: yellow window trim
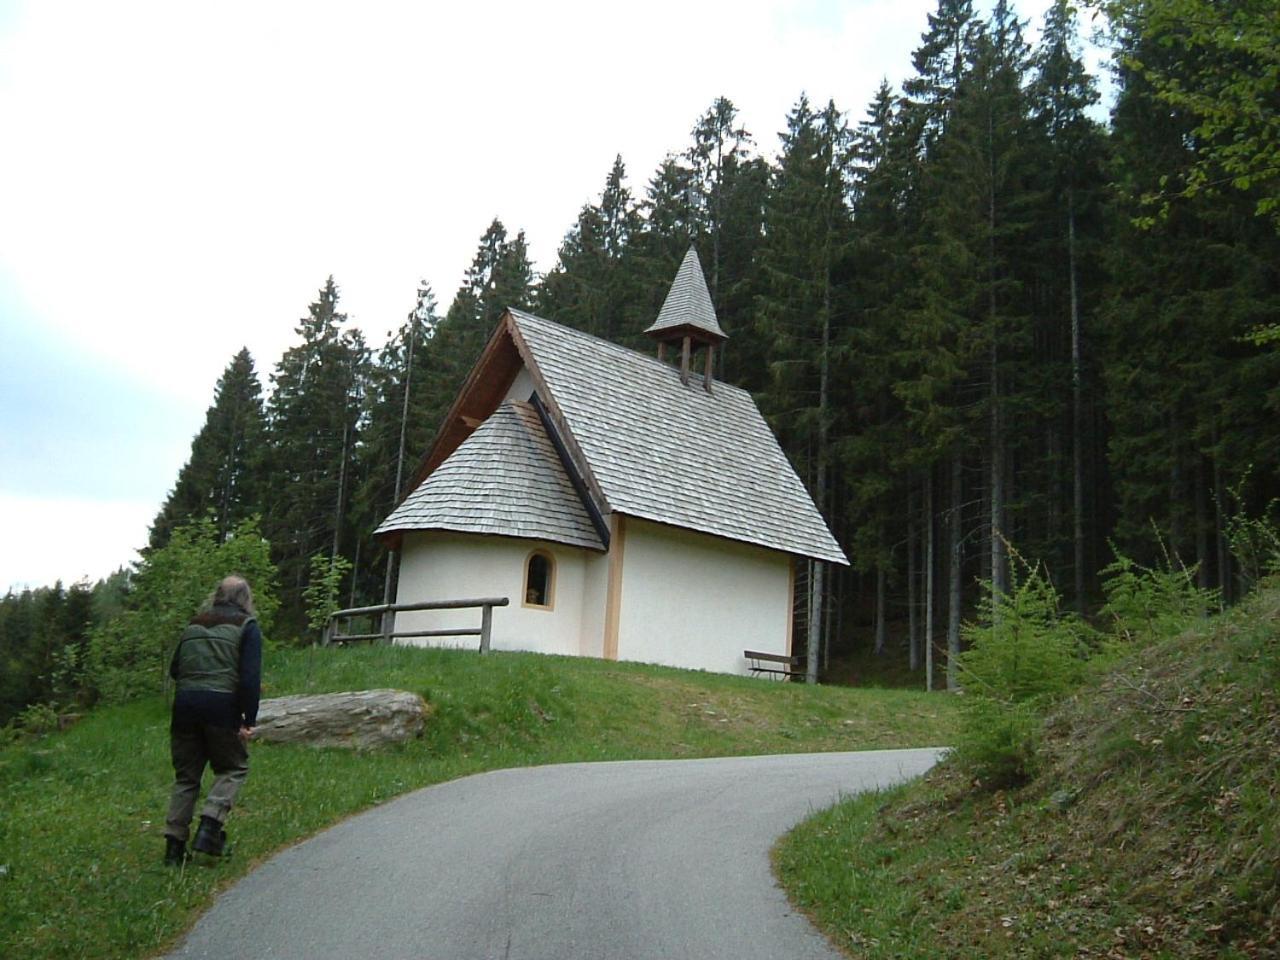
[522,548,557,612]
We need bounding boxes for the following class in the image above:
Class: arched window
[523,550,555,610]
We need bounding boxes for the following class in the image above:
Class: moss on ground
[776,585,1280,959]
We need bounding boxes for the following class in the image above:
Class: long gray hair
[209,575,255,616]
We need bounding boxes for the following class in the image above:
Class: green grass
[0,645,957,960]
[775,584,1280,959]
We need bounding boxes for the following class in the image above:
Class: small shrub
[1225,484,1280,591]
[15,701,59,736]
[302,553,353,643]
[1098,546,1218,653]
[955,562,1091,786]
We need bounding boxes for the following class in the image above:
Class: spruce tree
[352,283,441,603]
[1029,0,1108,608]
[149,349,266,550]
[538,155,643,340]
[756,95,856,681]
[431,219,536,401]
[1101,18,1280,591]
[262,277,371,631]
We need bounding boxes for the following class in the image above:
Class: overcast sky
[0,0,1099,592]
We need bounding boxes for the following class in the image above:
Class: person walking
[163,575,262,866]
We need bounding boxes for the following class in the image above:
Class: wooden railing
[324,598,510,653]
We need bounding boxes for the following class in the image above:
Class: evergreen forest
[3,0,1277,719]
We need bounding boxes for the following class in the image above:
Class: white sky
[0,0,1094,592]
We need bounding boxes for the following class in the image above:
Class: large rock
[254,689,430,750]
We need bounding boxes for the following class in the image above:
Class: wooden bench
[744,650,806,680]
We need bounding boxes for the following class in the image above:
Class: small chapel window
[524,550,554,609]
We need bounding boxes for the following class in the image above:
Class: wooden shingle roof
[510,310,848,565]
[643,247,727,343]
[375,400,605,551]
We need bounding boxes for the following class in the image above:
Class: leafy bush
[302,552,353,642]
[85,516,278,704]
[1098,547,1218,652]
[955,563,1091,786]
[1225,489,1280,591]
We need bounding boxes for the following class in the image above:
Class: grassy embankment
[777,584,1280,959]
[1,644,957,960]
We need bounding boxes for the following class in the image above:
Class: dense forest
[3,0,1277,718]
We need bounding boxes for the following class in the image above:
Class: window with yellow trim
[523,550,555,609]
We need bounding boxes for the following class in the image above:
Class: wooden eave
[380,310,611,548]
[644,322,727,347]
[399,315,524,505]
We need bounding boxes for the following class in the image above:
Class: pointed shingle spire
[644,247,728,344]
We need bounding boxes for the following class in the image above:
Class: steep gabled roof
[643,247,727,343]
[509,310,848,565]
[375,400,605,551]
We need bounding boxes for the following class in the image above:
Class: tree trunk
[1195,455,1210,589]
[807,561,825,685]
[989,355,1005,599]
[824,564,836,667]
[947,454,963,691]
[255,690,429,750]
[1069,190,1086,612]
[1213,451,1230,603]
[807,225,833,686]
[988,101,1006,603]
[908,480,920,672]
[925,472,935,693]
[384,319,416,607]
[874,566,887,655]
[332,419,350,562]
[349,536,361,608]
[1169,415,1184,559]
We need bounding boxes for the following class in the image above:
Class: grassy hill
[776,583,1280,958]
[0,645,956,960]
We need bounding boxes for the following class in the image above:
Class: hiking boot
[164,836,187,866]
[192,815,227,857]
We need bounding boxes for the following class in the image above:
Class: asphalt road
[166,748,943,960]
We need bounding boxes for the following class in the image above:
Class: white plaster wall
[616,518,792,676]
[501,367,536,403]
[578,550,609,658]
[395,531,587,656]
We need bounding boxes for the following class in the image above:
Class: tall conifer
[149,348,266,550]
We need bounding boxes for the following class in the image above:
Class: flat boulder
[254,689,429,750]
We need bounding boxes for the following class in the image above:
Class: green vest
[174,618,253,694]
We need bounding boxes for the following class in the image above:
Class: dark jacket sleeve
[237,619,263,727]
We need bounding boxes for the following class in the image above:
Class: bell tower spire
[644,247,728,392]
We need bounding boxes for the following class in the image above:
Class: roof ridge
[507,308,753,401]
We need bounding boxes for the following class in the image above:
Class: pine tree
[262,277,371,631]
[845,80,918,660]
[1101,18,1280,591]
[897,0,985,689]
[432,219,536,400]
[538,155,643,340]
[756,95,856,681]
[149,349,266,550]
[351,283,441,604]
[1029,0,1107,609]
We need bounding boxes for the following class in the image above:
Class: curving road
[166,748,943,960]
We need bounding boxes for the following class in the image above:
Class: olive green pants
[164,725,249,842]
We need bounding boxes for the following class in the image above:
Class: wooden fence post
[479,603,493,655]
[381,607,394,646]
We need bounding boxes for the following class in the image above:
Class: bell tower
[644,247,728,392]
